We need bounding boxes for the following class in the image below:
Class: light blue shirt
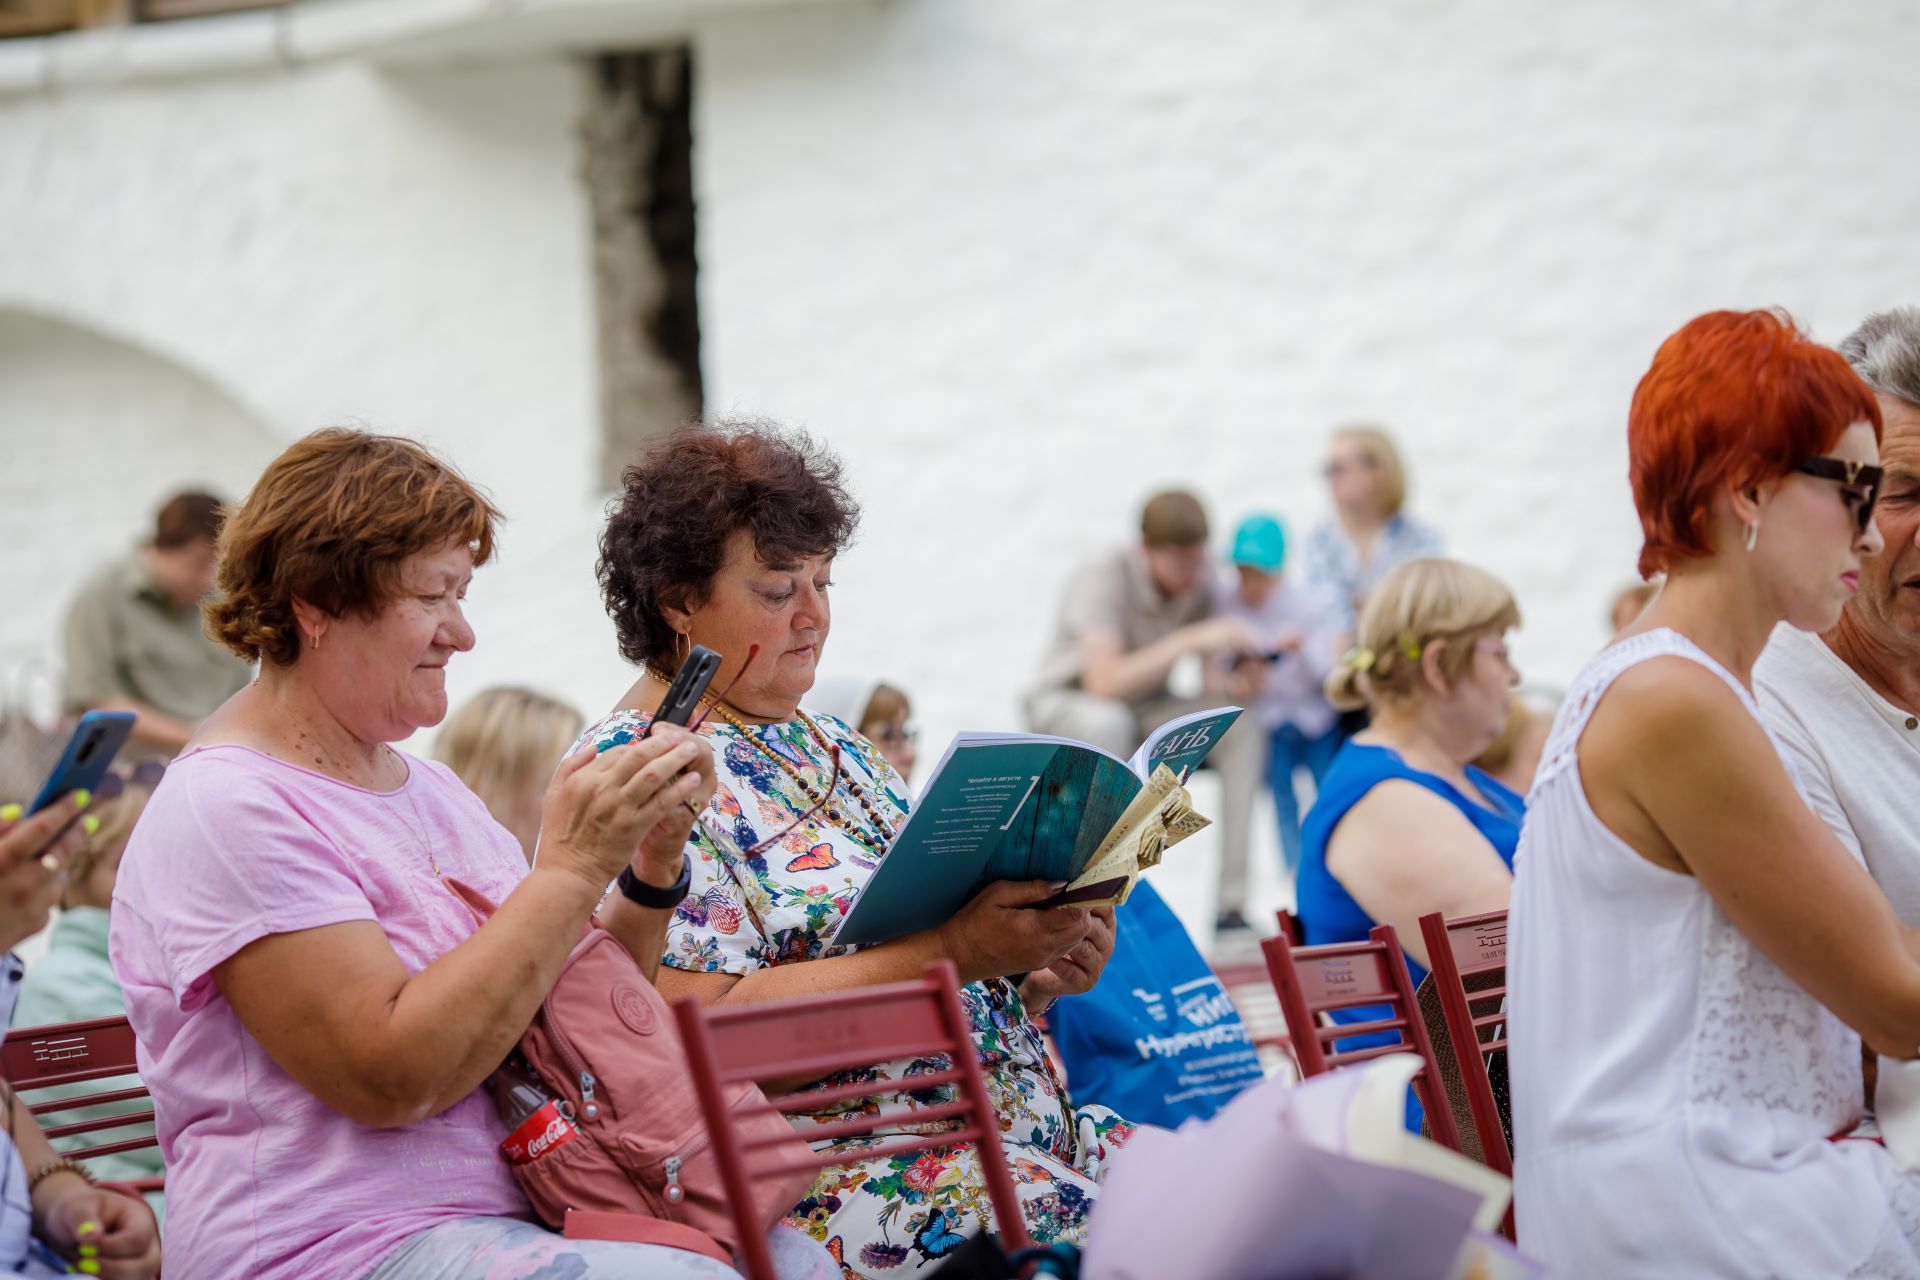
[1300,514,1444,633]
[0,954,36,1272]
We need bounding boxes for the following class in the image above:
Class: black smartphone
[28,711,137,815]
[644,645,722,736]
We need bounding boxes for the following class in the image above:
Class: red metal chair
[672,960,1035,1280]
[1,1014,163,1196]
[1274,908,1302,946]
[1213,910,1307,1076]
[1418,908,1511,1175]
[1260,922,1462,1153]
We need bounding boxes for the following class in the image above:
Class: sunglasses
[1796,456,1884,535]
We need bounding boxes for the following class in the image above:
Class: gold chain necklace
[392,749,445,879]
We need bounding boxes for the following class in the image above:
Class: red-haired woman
[1507,311,1920,1275]
[110,430,837,1280]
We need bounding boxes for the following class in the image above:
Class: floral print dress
[577,708,1134,1279]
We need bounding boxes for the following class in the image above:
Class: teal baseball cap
[1229,514,1287,572]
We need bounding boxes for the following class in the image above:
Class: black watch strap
[617,855,692,910]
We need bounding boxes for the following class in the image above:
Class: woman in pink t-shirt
[109,429,834,1280]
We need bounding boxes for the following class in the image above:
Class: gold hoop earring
[675,631,690,666]
[309,631,321,652]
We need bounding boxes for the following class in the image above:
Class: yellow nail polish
[0,804,18,822]
[82,815,99,837]
[72,790,90,810]
[77,1221,98,1236]
[78,1261,100,1276]
[77,1244,98,1257]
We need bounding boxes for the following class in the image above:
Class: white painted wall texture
[0,55,629,731]
[4,0,1920,928]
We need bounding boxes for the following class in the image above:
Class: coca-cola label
[501,1100,578,1165]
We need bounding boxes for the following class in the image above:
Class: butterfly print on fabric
[787,843,840,873]
[910,1205,970,1262]
[676,886,746,935]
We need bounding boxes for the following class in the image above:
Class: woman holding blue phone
[0,792,163,1277]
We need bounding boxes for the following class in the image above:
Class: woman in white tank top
[1507,309,1920,1277]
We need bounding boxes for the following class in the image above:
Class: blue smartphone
[27,710,137,815]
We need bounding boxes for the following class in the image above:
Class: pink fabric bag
[447,879,816,1262]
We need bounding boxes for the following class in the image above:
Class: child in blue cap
[1215,514,1341,884]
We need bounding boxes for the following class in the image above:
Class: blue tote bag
[1046,881,1265,1129]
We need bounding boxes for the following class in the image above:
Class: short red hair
[209,429,500,666]
[1630,309,1882,577]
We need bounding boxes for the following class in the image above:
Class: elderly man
[1755,307,1920,1147]
[1755,309,1920,919]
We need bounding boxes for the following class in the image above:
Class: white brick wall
[4,1,1919,930]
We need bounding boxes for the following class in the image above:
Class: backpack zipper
[540,950,604,1122]
[661,1128,713,1206]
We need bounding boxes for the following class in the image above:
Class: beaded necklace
[642,667,900,854]
[711,706,898,854]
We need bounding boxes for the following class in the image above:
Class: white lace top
[1508,629,1920,1278]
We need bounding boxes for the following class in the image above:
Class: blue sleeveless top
[1296,741,1525,1129]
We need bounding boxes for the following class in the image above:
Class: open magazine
[1083,1055,1536,1279]
[830,707,1241,948]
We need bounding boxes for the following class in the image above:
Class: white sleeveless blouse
[1508,629,1920,1278]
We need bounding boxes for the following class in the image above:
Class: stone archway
[0,308,280,700]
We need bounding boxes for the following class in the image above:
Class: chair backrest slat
[777,1067,966,1114]
[1312,1015,1409,1042]
[40,1110,156,1142]
[1418,907,1514,1241]
[3,1016,162,1190]
[762,1102,973,1149]
[689,981,954,1086]
[673,960,1034,1280]
[25,1084,149,1116]
[0,1015,139,1088]
[1261,924,1461,1155]
[1437,910,1508,975]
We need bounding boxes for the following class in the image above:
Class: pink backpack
[447,879,817,1262]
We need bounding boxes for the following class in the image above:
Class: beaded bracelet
[27,1158,97,1194]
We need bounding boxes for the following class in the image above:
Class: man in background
[63,491,251,754]
[1025,490,1266,932]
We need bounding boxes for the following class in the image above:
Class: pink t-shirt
[110,744,534,1280]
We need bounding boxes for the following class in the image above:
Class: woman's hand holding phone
[0,795,90,952]
[538,729,716,891]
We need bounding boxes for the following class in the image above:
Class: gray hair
[1838,307,1920,410]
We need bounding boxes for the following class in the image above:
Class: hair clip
[1343,646,1376,673]
[1397,631,1424,661]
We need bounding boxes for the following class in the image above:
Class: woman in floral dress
[585,422,1134,1279]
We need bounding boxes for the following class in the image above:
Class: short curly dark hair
[598,420,861,667]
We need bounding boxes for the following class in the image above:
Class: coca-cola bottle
[490,1055,578,1166]
[489,1054,552,1128]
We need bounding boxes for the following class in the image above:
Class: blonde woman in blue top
[1296,559,1525,1127]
